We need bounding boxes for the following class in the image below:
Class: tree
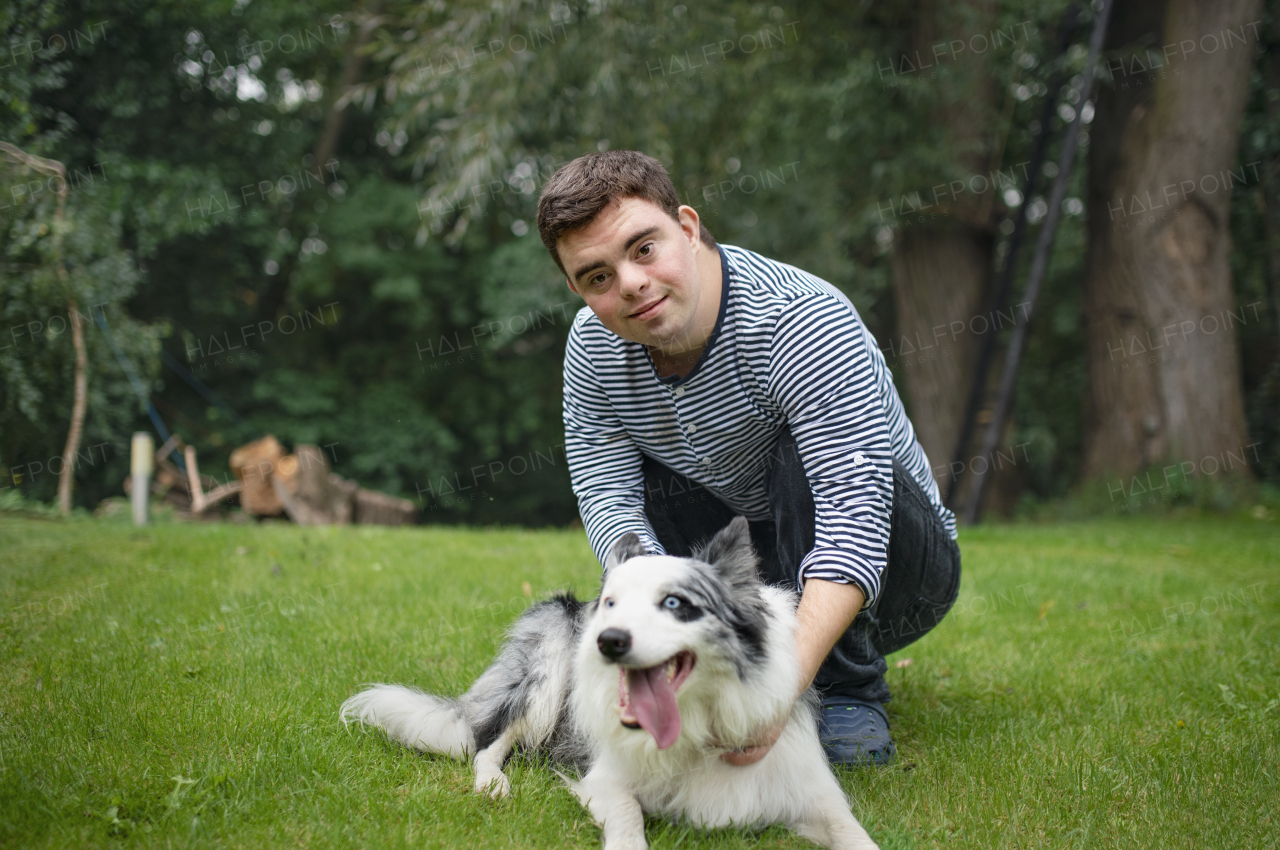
[0,143,87,514]
[1082,0,1262,481]
[883,0,1001,491]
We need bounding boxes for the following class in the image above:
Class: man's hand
[720,578,867,766]
[719,717,786,765]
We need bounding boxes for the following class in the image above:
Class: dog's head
[579,516,773,750]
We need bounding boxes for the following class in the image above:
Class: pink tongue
[627,665,681,749]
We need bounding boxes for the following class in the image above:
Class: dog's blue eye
[605,598,615,608]
[663,596,681,609]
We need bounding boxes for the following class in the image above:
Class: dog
[340,516,880,850]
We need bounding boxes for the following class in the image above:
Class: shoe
[817,697,895,766]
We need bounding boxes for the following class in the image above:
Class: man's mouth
[628,296,666,320]
[617,651,696,749]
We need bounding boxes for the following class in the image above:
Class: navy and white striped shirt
[563,244,957,606]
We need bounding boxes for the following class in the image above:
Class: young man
[538,150,960,767]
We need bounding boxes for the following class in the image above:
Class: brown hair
[536,150,715,275]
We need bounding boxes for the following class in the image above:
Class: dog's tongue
[627,665,681,749]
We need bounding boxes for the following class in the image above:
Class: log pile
[126,434,417,526]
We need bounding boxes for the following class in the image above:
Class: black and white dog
[340,517,879,850]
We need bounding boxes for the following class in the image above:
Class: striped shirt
[563,243,957,606]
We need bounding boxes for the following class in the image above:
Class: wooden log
[271,445,353,525]
[184,445,241,514]
[228,435,285,515]
[353,487,417,526]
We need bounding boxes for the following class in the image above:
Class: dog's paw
[474,769,511,799]
[602,838,649,850]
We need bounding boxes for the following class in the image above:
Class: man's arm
[563,316,665,564]
[722,291,891,765]
[720,578,864,765]
[767,293,895,610]
[795,578,866,693]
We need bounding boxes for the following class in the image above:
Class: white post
[130,432,153,526]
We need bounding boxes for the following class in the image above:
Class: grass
[0,512,1277,849]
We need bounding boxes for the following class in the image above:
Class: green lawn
[1,513,1276,849]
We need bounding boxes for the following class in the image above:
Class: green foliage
[1231,1,1280,488]
[1,0,1275,521]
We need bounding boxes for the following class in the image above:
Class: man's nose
[597,627,632,661]
[616,263,648,298]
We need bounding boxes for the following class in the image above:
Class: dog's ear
[604,532,647,573]
[698,516,759,585]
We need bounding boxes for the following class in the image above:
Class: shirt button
[701,457,712,466]
[854,452,867,466]
[686,422,698,435]
[675,387,685,397]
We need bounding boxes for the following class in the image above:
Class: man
[538,150,960,767]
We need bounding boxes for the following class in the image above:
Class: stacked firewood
[127,434,417,526]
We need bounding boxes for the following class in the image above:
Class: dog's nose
[597,628,632,660]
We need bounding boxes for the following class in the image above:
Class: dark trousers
[642,427,961,703]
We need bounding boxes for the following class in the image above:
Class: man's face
[558,196,711,353]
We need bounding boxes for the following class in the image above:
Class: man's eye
[662,595,681,609]
[637,243,652,257]
[589,273,608,287]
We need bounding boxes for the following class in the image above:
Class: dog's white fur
[341,519,879,849]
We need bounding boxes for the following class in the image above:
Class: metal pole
[961,0,1115,525]
[945,2,1082,506]
[131,432,153,526]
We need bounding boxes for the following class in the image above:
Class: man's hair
[536,150,715,276]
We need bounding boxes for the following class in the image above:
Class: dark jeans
[642,427,961,703]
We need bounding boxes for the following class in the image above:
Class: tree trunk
[57,300,88,514]
[0,142,84,514]
[1083,0,1260,480]
[888,0,1022,508]
[891,225,992,473]
[312,3,383,172]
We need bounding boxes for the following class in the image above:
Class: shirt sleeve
[767,294,894,608]
[563,319,665,568]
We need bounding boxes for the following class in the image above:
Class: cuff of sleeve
[599,528,666,567]
[639,529,666,557]
[797,548,881,609]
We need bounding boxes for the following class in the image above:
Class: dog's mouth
[617,651,696,749]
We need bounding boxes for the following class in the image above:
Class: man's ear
[696,516,759,586]
[604,532,646,573]
[565,276,579,295]
[677,204,702,249]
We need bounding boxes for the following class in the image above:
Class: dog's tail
[340,685,474,759]
[341,594,587,766]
